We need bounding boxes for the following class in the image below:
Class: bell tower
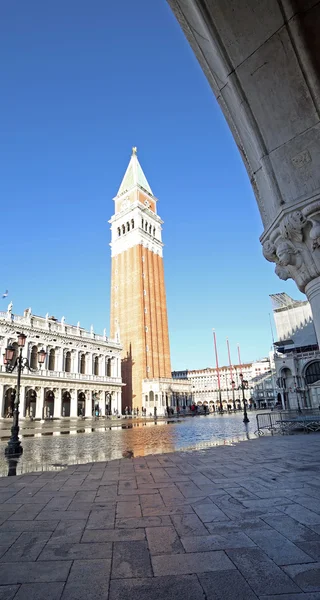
[110,148,171,410]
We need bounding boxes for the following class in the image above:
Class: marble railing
[0,366,122,384]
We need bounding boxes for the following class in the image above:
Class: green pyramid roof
[117,148,153,196]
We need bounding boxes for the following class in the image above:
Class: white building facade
[173,359,273,409]
[0,306,123,420]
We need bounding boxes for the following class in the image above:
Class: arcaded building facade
[0,305,122,419]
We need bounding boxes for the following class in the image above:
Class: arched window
[149,391,154,406]
[122,224,125,234]
[142,218,144,228]
[153,227,156,237]
[30,346,38,369]
[117,227,121,236]
[131,219,134,229]
[305,361,320,385]
[94,356,99,376]
[48,349,55,371]
[145,222,148,232]
[65,351,71,373]
[127,222,130,232]
[149,224,152,234]
[11,342,19,364]
[80,354,86,374]
[106,358,111,377]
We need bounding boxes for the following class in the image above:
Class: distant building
[172,359,272,409]
[0,305,123,419]
[272,293,320,409]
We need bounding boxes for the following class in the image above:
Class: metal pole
[213,329,223,413]
[5,348,23,456]
[227,338,236,412]
[242,383,249,424]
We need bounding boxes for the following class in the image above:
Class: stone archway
[167,1,320,342]
[25,389,37,418]
[78,392,85,417]
[4,387,15,418]
[62,391,71,417]
[44,390,54,418]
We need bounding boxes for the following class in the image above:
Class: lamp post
[231,380,236,412]
[239,373,249,424]
[4,334,46,456]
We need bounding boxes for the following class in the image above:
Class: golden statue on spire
[132,146,137,155]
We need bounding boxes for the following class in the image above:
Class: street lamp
[239,373,250,424]
[231,380,236,412]
[4,334,46,456]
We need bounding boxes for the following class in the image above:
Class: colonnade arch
[167,0,320,343]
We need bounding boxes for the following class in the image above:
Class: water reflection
[0,413,256,477]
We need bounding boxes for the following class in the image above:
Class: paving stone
[86,509,115,529]
[297,541,320,560]
[226,547,300,595]
[112,540,152,578]
[146,526,184,554]
[45,497,73,510]
[260,594,320,599]
[246,528,315,565]
[0,560,72,584]
[0,586,19,600]
[193,502,230,523]
[262,514,320,542]
[13,582,65,599]
[51,520,88,544]
[176,481,203,498]
[61,559,111,599]
[206,518,271,534]
[198,570,258,599]
[140,493,166,509]
[116,501,141,518]
[0,531,51,562]
[38,541,112,561]
[171,514,209,536]
[142,504,194,517]
[159,486,186,502]
[0,520,59,532]
[8,504,45,521]
[36,510,91,521]
[294,496,320,515]
[109,574,206,600]
[283,563,320,592]
[152,550,235,576]
[181,531,256,552]
[116,516,171,528]
[82,528,145,542]
[0,532,21,547]
[279,504,320,526]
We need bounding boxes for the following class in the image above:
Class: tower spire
[117,148,153,196]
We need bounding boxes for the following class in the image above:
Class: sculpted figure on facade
[7,301,13,315]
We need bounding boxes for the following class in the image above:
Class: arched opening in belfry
[106,358,112,377]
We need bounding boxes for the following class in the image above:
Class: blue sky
[0,0,304,370]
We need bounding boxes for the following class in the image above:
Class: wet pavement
[0,413,257,476]
[0,434,319,599]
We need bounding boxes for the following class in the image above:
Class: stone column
[53,389,61,418]
[70,389,78,417]
[19,386,26,419]
[85,390,92,417]
[36,387,44,419]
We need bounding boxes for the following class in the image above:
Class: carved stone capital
[262,207,320,293]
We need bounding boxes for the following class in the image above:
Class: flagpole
[213,329,223,413]
[227,338,236,412]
